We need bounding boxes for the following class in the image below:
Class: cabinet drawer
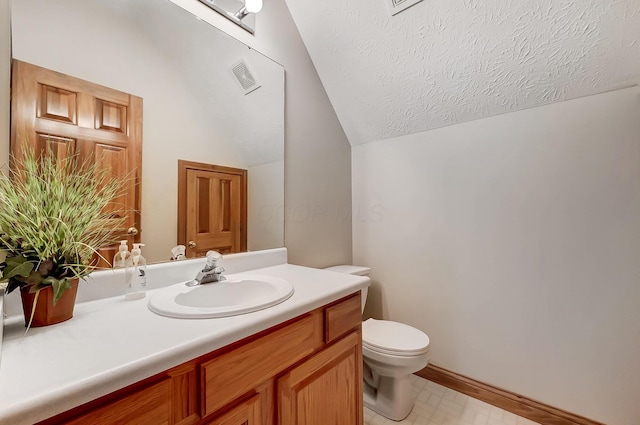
[324,293,362,344]
[201,311,323,417]
[63,379,171,425]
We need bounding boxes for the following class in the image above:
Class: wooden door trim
[416,364,606,425]
[177,160,247,253]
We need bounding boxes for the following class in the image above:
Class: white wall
[353,88,640,425]
[248,160,285,251]
[170,0,353,268]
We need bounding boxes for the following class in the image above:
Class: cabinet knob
[188,241,197,249]
[127,227,138,236]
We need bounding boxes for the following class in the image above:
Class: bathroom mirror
[10,0,285,263]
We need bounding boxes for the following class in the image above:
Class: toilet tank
[324,265,371,313]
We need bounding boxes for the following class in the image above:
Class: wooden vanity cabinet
[39,293,363,425]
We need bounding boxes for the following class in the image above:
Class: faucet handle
[205,251,222,268]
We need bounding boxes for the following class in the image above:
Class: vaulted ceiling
[284,0,640,145]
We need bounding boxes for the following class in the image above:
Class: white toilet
[325,265,430,421]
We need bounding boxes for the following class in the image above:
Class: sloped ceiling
[283,0,640,145]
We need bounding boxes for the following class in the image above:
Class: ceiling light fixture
[197,0,262,34]
[234,0,263,20]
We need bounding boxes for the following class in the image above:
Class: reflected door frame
[177,160,247,257]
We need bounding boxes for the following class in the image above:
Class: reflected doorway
[177,160,247,257]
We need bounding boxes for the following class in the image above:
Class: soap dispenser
[113,240,133,298]
[124,243,147,300]
[113,240,131,268]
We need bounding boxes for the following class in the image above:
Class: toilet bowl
[324,265,430,421]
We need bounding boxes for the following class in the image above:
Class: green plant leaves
[1,255,34,281]
[44,276,72,305]
[0,145,129,301]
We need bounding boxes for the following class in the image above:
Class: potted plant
[0,147,126,328]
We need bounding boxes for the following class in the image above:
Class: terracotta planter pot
[20,278,79,327]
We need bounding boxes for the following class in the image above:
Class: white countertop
[0,263,369,425]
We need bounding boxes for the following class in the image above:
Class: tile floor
[363,375,541,425]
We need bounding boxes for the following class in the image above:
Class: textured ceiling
[283,0,640,145]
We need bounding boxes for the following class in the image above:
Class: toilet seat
[362,319,430,357]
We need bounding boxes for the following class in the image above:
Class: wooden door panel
[195,173,213,235]
[37,84,77,124]
[90,142,135,266]
[93,143,130,219]
[95,98,127,133]
[35,134,76,161]
[218,178,232,232]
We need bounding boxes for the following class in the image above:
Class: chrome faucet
[186,251,226,287]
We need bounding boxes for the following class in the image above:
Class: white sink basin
[147,274,294,319]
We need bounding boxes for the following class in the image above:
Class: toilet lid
[362,319,430,356]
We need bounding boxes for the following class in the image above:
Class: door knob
[188,241,197,249]
[127,227,138,236]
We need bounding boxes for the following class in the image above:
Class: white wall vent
[230,59,261,95]
[385,0,424,16]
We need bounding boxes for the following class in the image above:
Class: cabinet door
[205,394,261,425]
[277,332,363,425]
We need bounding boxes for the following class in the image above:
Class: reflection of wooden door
[10,60,143,265]
[178,160,247,257]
